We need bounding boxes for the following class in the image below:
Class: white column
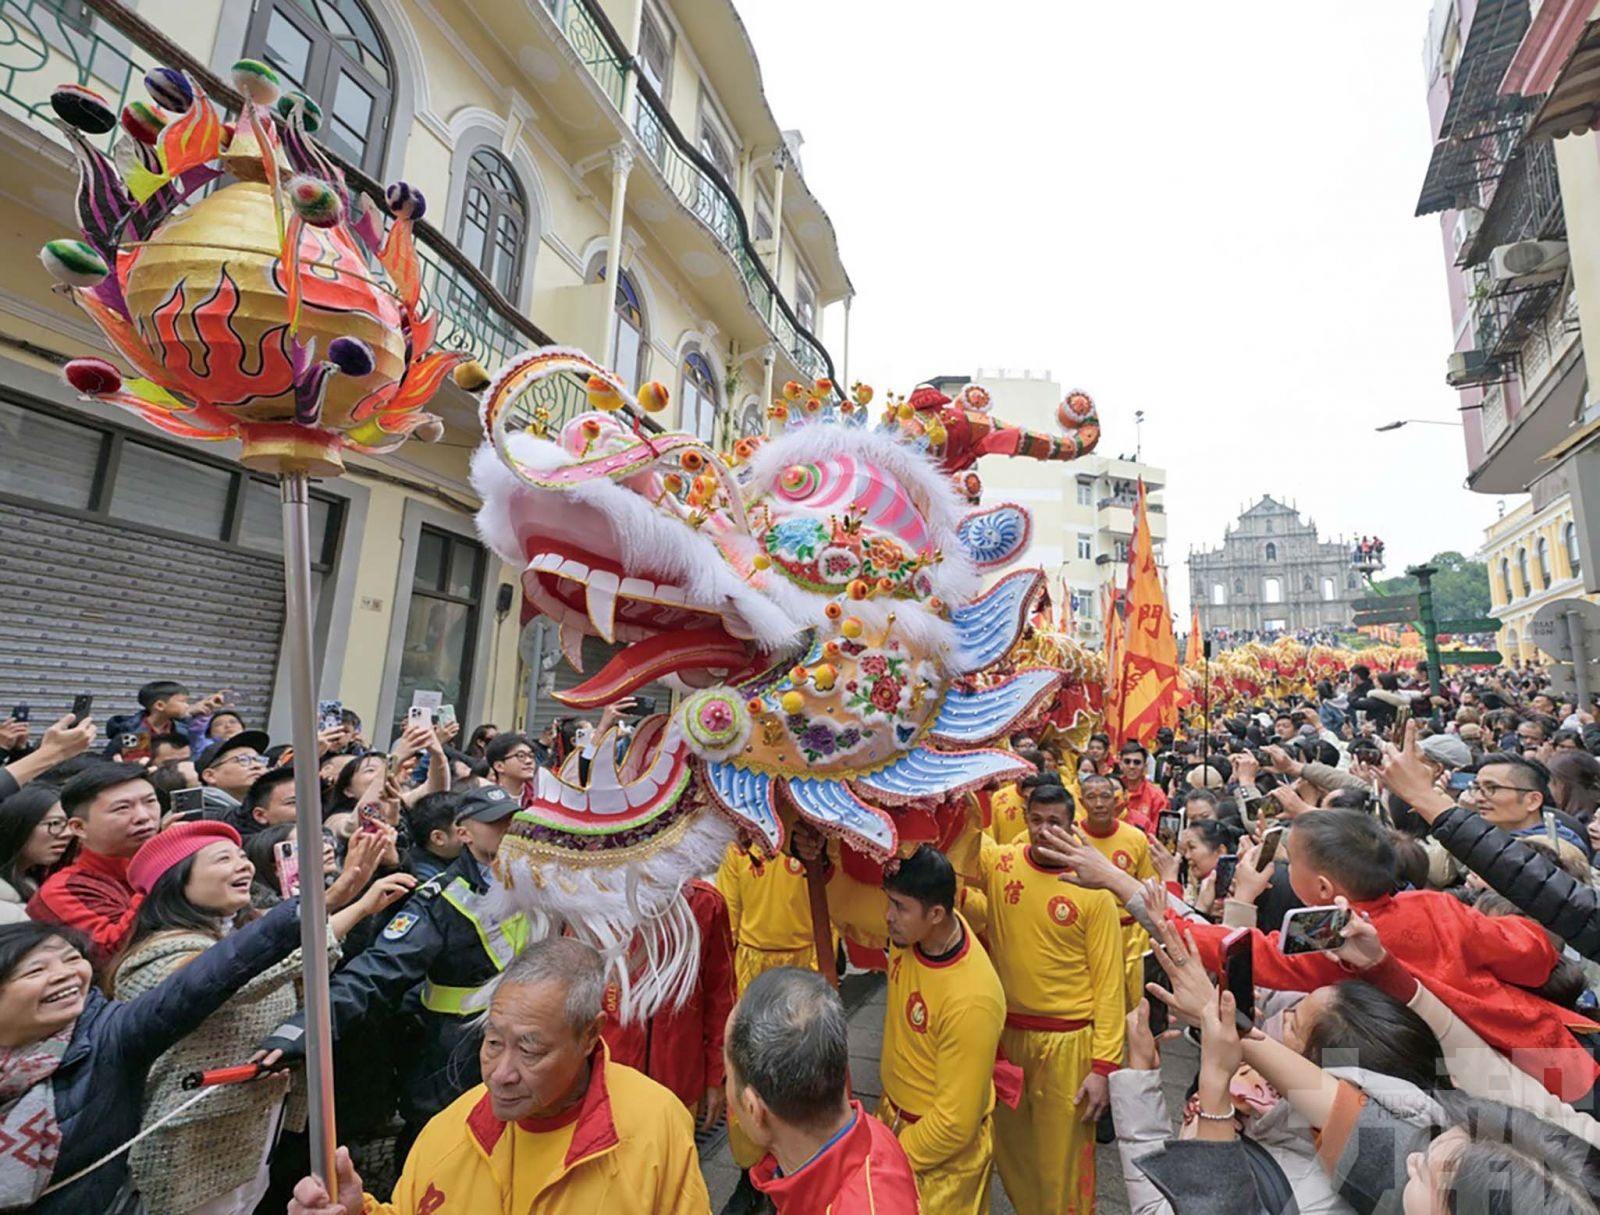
[769,149,787,285]
[760,346,776,436]
[841,293,853,391]
[600,142,634,362]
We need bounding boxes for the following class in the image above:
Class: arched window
[1517,547,1531,597]
[738,399,765,439]
[1500,557,1513,602]
[1347,572,1360,590]
[1504,627,1519,661]
[1234,578,1245,596]
[1303,575,1314,592]
[680,351,718,443]
[1536,537,1551,589]
[609,269,647,386]
[1567,522,1582,578]
[1211,583,1226,606]
[457,148,525,298]
[1264,542,1277,562]
[1263,577,1282,604]
[1321,576,1335,601]
[247,0,393,176]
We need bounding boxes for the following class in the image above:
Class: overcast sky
[738,0,1505,617]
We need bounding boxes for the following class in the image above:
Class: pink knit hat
[129,820,243,894]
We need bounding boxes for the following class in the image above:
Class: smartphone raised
[1255,825,1285,870]
[273,839,300,898]
[69,693,93,727]
[1447,770,1474,792]
[170,787,207,818]
[357,802,385,834]
[1390,707,1412,746]
[1280,904,1353,956]
[406,705,430,731]
[1156,810,1184,853]
[1212,854,1239,902]
[9,703,27,723]
[438,704,456,728]
[627,694,657,719]
[1218,927,1254,1027]
[1543,809,1560,849]
[317,699,344,734]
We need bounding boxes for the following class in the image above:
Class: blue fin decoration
[785,777,895,861]
[950,568,1045,673]
[957,502,1032,571]
[704,761,780,851]
[929,668,1061,746]
[854,746,1032,805]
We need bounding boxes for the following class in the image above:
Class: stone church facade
[1189,496,1361,634]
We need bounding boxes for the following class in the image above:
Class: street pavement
[698,971,1196,1212]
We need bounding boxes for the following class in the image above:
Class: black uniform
[261,849,518,1129]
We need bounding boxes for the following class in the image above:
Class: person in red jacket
[1178,808,1598,1104]
[602,878,737,1129]
[729,966,921,1214]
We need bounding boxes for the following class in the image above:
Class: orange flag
[1185,604,1202,667]
[1111,481,1181,747]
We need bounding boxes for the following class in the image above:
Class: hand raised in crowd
[438,718,461,745]
[595,696,638,739]
[316,725,351,757]
[1146,920,1221,1028]
[0,717,27,752]
[1262,744,1301,777]
[1124,999,1164,1071]
[789,820,826,870]
[1034,824,1123,893]
[1228,839,1274,905]
[1230,749,1260,785]
[325,822,396,910]
[288,1145,365,1214]
[192,689,229,717]
[1196,991,1244,1141]
[1194,870,1217,918]
[353,871,416,919]
[1147,833,1180,885]
[1265,783,1314,820]
[37,712,97,763]
[1326,897,1385,971]
[1375,720,1454,824]
[389,721,434,763]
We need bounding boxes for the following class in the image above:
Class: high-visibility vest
[418,877,531,1015]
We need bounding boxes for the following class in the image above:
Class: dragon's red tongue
[555,627,751,709]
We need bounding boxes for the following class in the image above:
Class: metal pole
[1566,609,1592,710]
[1412,564,1443,698]
[280,473,338,1198]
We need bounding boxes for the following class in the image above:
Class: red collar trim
[1023,846,1065,876]
[465,1043,620,1169]
[1081,819,1120,839]
[751,1101,872,1205]
[914,921,970,970]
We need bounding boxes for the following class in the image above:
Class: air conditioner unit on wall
[1488,240,1569,282]
[1446,349,1501,388]
[1453,207,1484,256]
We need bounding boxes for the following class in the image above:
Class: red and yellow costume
[361,1043,709,1214]
[878,917,1006,1214]
[716,843,820,1166]
[601,880,736,1112]
[751,1100,922,1213]
[987,783,1028,845]
[1079,818,1156,1011]
[965,837,1124,1215]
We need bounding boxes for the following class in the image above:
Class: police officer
[259,785,530,1156]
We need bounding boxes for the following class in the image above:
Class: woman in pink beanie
[109,822,413,1214]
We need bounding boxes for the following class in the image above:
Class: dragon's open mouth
[522,539,765,708]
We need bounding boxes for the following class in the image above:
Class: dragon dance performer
[877,846,1006,1214]
[955,782,1125,1215]
[1076,772,1157,1012]
[716,841,822,1181]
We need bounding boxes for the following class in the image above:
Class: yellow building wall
[1483,495,1598,664]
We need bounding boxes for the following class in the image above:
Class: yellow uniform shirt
[988,784,1028,844]
[881,916,1006,1172]
[715,844,814,954]
[1081,819,1156,899]
[971,837,1126,1069]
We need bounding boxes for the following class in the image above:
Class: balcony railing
[1096,497,1165,514]
[1462,136,1565,266]
[561,0,836,387]
[12,0,630,440]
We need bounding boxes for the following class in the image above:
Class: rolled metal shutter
[525,623,674,741]
[0,499,286,728]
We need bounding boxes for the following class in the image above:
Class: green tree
[1372,551,1491,623]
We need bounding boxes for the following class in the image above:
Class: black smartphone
[628,694,657,718]
[171,787,206,818]
[1255,826,1285,870]
[1219,927,1254,1027]
[1156,810,1184,853]
[10,703,28,723]
[1146,968,1171,1037]
[69,693,92,727]
[1213,854,1238,902]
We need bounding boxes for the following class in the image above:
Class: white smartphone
[1279,904,1352,956]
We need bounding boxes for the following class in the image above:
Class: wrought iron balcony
[4,0,631,438]
[1460,136,1565,267]
[561,0,836,387]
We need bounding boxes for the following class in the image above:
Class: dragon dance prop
[473,357,1102,1013]
[38,60,475,1194]
[1181,637,1427,720]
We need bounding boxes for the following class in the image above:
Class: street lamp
[1374,419,1466,432]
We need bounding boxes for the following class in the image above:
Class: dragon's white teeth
[654,584,687,605]
[559,618,587,672]
[586,570,620,643]
[620,576,656,600]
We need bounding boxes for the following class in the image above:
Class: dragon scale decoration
[475,352,1103,1017]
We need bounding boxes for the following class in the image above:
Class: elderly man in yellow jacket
[287,937,709,1215]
